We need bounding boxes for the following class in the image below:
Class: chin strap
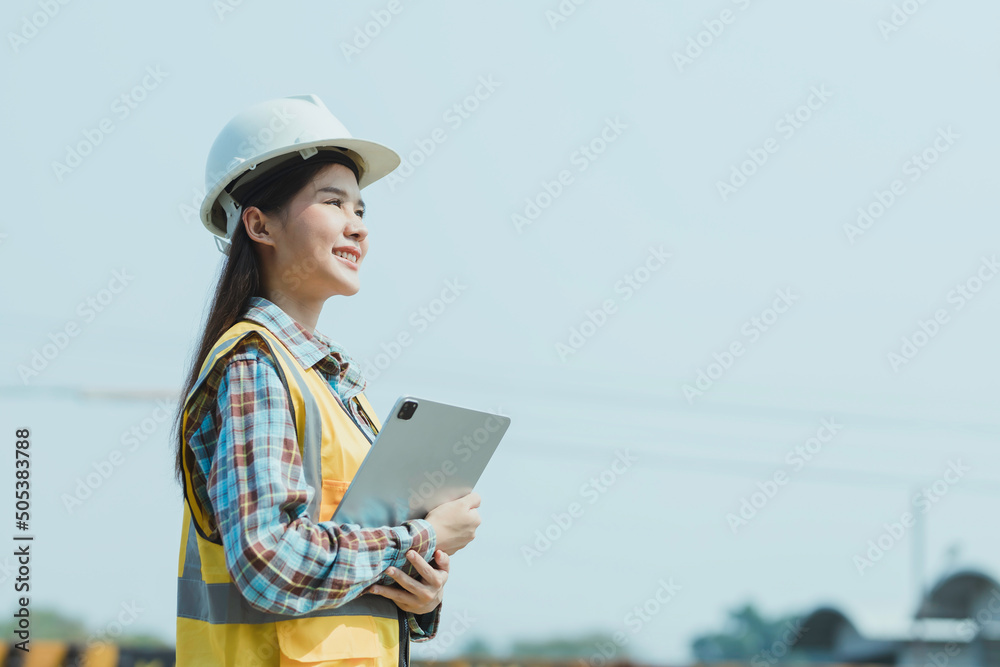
[213,235,232,256]
[214,189,240,257]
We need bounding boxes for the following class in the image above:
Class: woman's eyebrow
[317,186,365,209]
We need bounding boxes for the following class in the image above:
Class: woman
[170,94,482,666]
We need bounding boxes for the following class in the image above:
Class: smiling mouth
[333,250,360,269]
[333,249,360,263]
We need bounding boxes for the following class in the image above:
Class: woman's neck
[263,290,322,333]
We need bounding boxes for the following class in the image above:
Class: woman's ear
[243,206,277,248]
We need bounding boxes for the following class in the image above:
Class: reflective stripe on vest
[176,320,405,666]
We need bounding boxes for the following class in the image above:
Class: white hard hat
[200,94,401,255]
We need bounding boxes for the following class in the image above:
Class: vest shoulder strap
[182,321,315,539]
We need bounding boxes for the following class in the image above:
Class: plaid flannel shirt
[182,295,441,641]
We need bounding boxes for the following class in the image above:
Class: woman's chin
[335,280,361,296]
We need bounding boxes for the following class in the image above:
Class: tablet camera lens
[398,401,418,420]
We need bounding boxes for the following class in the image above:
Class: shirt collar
[242,296,367,398]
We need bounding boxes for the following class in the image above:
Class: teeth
[334,250,357,262]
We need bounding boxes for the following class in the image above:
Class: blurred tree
[0,608,88,640]
[116,632,172,648]
[509,632,629,660]
[691,602,803,662]
[458,636,494,658]
[0,607,170,647]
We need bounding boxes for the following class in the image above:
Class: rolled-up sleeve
[407,603,443,642]
[206,342,437,616]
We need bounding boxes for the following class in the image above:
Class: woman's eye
[325,200,364,219]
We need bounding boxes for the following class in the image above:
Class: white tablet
[331,395,510,529]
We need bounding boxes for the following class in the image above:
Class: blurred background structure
[3,563,1000,664]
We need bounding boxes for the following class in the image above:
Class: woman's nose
[346,215,367,238]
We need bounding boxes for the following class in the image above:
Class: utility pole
[910,485,927,667]
[913,484,926,604]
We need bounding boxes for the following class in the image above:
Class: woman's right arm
[204,341,437,616]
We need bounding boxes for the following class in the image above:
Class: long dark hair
[170,153,359,488]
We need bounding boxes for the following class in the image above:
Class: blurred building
[795,569,1000,665]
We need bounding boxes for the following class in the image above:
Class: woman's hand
[425,491,481,555]
[370,548,449,615]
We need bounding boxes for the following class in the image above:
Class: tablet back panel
[331,396,509,528]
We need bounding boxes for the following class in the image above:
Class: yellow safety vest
[176,320,409,666]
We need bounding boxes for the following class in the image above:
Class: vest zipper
[329,390,375,445]
[335,389,404,664]
[353,396,380,436]
[400,610,409,667]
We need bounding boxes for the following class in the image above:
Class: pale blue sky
[2,1,1000,663]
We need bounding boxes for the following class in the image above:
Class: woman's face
[255,163,369,302]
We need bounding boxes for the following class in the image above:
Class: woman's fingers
[370,583,403,602]
[406,550,449,582]
[370,549,449,604]
[371,577,421,604]
[403,551,432,579]
[433,549,450,572]
[384,562,433,599]
[370,550,451,614]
